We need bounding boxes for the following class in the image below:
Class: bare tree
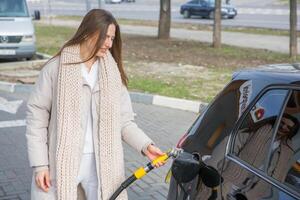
[85,0,91,12]
[213,0,222,48]
[290,0,297,59]
[46,0,52,25]
[158,0,171,39]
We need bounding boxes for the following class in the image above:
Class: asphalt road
[27,0,300,30]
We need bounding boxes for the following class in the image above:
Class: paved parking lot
[0,91,198,200]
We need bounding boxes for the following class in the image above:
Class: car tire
[26,54,35,60]
[209,11,214,19]
[228,16,235,19]
[183,10,191,19]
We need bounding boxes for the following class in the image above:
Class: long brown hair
[53,9,128,86]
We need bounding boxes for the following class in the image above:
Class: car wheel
[26,54,35,60]
[183,10,190,19]
[228,16,235,19]
[209,11,214,19]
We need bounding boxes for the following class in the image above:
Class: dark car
[180,0,237,19]
[167,64,300,200]
[122,0,135,2]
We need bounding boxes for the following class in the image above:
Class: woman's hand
[144,144,166,168]
[35,169,51,192]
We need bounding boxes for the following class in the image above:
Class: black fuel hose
[109,175,136,200]
[109,150,180,200]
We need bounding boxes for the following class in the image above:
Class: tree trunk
[85,0,91,12]
[158,0,171,39]
[47,0,52,25]
[213,0,221,48]
[290,0,297,59]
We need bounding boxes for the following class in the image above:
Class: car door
[266,89,300,200]
[187,0,200,15]
[197,0,210,16]
[224,86,300,200]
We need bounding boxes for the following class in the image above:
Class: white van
[0,0,40,60]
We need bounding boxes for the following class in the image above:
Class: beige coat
[26,56,153,199]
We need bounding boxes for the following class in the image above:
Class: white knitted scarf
[56,44,127,200]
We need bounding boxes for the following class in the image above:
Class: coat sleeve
[26,61,55,170]
[120,85,154,155]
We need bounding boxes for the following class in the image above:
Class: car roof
[233,63,300,84]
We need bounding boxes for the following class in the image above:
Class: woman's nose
[105,39,112,48]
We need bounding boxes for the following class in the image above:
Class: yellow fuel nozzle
[151,148,182,166]
[110,148,183,200]
[134,167,147,179]
[133,148,183,180]
[151,153,169,165]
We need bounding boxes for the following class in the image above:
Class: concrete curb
[0,81,207,113]
[130,92,207,113]
[36,52,52,59]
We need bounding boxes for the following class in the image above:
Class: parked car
[122,0,135,2]
[180,0,237,19]
[105,0,122,4]
[0,0,40,60]
[167,63,300,200]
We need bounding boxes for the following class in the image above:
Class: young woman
[26,9,164,200]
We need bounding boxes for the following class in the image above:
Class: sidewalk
[0,91,198,200]
[38,19,300,54]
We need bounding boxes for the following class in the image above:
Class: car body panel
[167,64,300,200]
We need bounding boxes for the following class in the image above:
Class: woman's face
[98,24,116,57]
[88,24,116,58]
[277,117,295,138]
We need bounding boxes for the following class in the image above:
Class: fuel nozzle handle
[109,148,183,200]
[135,148,183,179]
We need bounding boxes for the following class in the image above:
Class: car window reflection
[269,91,300,195]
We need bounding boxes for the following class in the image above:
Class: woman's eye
[107,36,114,41]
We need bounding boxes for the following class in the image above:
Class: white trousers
[77,153,99,200]
[31,153,99,200]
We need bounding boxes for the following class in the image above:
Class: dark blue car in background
[180,0,237,19]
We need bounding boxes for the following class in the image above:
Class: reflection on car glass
[269,91,300,195]
[268,113,299,182]
[217,90,289,199]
